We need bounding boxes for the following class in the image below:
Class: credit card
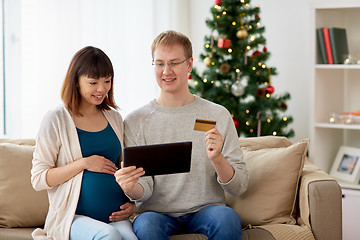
[194,119,216,132]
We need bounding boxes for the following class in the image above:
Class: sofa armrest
[298,158,342,240]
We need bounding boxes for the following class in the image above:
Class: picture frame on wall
[330,146,360,184]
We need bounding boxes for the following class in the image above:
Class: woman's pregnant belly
[76,170,129,223]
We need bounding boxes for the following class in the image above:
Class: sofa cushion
[226,138,309,227]
[0,142,48,228]
[0,138,35,146]
[239,135,292,150]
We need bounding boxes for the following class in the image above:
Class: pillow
[0,138,35,146]
[226,139,309,227]
[239,135,292,151]
[0,143,48,228]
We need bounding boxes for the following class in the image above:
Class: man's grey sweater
[124,95,248,217]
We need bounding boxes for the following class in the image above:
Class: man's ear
[188,57,194,72]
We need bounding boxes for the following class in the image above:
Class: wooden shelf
[315,123,360,130]
[310,3,360,178]
[311,4,360,238]
[315,64,360,70]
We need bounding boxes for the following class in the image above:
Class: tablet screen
[123,141,192,176]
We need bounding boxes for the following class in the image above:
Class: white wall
[250,0,312,142]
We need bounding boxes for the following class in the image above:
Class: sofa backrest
[0,139,48,228]
[0,136,309,230]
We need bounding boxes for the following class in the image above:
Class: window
[3,0,170,138]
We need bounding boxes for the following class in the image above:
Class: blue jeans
[133,205,242,240]
[70,214,138,240]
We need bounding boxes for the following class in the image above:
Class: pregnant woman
[31,46,137,240]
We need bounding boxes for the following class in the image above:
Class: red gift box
[217,38,231,48]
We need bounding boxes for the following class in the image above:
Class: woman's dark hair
[61,46,118,116]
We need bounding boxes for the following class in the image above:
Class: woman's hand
[109,202,136,222]
[45,155,116,187]
[83,155,118,175]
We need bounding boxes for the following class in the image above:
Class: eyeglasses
[152,57,190,70]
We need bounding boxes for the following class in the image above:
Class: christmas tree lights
[189,0,294,138]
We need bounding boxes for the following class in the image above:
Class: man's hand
[205,128,235,183]
[205,128,224,163]
[109,202,136,222]
[114,162,145,200]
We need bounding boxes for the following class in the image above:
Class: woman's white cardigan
[31,105,124,240]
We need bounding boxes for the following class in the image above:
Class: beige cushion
[0,138,35,146]
[227,139,309,227]
[0,142,48,228]
[239,136,292,150]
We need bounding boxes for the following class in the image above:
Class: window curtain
[4,0,190,138]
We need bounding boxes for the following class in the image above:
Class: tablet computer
[123,141,192,176]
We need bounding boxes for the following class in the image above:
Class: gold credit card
[194,119,216,132]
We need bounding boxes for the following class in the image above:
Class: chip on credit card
[194,119,216,132]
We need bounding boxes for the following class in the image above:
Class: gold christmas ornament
[236,27,248,39]
[204,57,212,67]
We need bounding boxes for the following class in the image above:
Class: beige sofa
[0,136,342,240]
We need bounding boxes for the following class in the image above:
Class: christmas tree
[189,0,294,138]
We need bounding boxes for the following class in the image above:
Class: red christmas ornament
[266,85,275,94]
[263,46,268,52]
[251,50,261,57]
[217,38,231,48]
[215,0,222,5]
[233,117,240,128]
[188,74,192,79]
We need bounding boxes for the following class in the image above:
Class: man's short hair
[151,30,193,60]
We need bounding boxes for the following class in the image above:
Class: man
[115,30,249,240]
